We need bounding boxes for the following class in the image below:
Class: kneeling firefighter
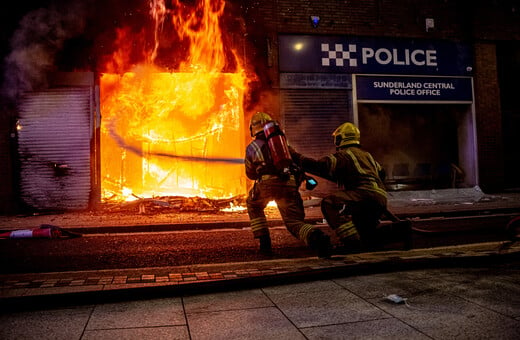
[290,122,387,251]
[245,112,332,258]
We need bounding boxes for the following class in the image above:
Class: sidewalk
[1,240,519,307]
[1,243,519,339]
[1,188,520,338]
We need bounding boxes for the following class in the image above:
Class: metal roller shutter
[17,87,93,210]
[281,89,352,196]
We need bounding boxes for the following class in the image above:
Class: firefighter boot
[334,236,363,255]
[397,219,413,250]
[258,235,272,255]
[309,230,332,259]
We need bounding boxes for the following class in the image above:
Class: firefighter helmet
[249,112,272,137]
[332,122,360,147]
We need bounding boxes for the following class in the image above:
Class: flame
[100,0,247,201]
[267,200,277,208]
[220,202,247,212]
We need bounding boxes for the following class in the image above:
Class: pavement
[1,245,519,339]
[1,187,520,339]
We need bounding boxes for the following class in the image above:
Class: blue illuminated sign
[279,35,473,76]
[356,75,473,102]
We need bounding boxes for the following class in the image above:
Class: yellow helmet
[332,122,360,147]
[249,112,272,137]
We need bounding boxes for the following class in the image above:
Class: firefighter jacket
[292,145,387,204]
[245,132,279,180]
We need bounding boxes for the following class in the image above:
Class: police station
[277,34,476,193]
[245,0,519,197]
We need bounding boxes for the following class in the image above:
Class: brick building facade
[0,0,518,213]
[242,0,519,194]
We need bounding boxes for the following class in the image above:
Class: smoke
[1,0,268,112]
[1,1,87,102]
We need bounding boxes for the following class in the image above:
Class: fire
[100,0,247,201]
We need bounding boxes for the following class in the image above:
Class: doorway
[358,103,477,191]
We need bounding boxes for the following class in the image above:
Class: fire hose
[108,120,245,164]
[108,120,321,188]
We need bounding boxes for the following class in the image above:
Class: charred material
[101,195,248,214]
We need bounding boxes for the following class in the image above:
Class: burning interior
[100,0,248,202]
[100,69,246,201]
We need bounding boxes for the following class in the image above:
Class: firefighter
[290,122,387,251]
[245,112,332,258]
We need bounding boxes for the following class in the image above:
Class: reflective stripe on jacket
[301,145,387,199]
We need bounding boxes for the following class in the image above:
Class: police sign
[322,44,438,68]
[355,75,473,102]
[279,35,473,76]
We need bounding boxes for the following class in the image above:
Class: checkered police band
[321,43,358,67]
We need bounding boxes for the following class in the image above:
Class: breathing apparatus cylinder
[263,120,292,174]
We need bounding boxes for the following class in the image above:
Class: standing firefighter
[245,112,332,258]
[291,122,387,251]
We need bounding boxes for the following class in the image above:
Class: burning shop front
[14,0,250,211]
[279,35,476,192]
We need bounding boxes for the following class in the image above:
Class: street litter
[383,294,409,305]
[0,224,82,239]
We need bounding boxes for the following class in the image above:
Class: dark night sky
[0,0,264,109]
[0,1,211,100]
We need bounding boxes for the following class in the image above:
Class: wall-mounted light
[293,42,304,51]
[310,16,320,28]
[425,18,435,32]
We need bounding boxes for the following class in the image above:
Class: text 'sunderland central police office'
[373,81,456,96]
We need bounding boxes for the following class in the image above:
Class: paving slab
[186,307,306,340]
[445,274,520,318]
[86,297,186,329]
[82,326,190,340]
[265,284,387,328]
[183,289,273,314]
[299,318,431,340]
[0,306,93,340]
[371,291,520,339]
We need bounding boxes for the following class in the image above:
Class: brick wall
[243,0,519,192]
[268,0,469,38]
[473,42,504,192]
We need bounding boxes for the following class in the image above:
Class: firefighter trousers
[321,190,386,248]
[246,177,316,245]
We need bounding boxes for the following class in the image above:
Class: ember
[100,0,248,202]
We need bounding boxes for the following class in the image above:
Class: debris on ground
[383,294,408,305]
[102,195,248,214]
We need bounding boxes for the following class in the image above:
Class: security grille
[282,89,352,196]
[17,87,93,210]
